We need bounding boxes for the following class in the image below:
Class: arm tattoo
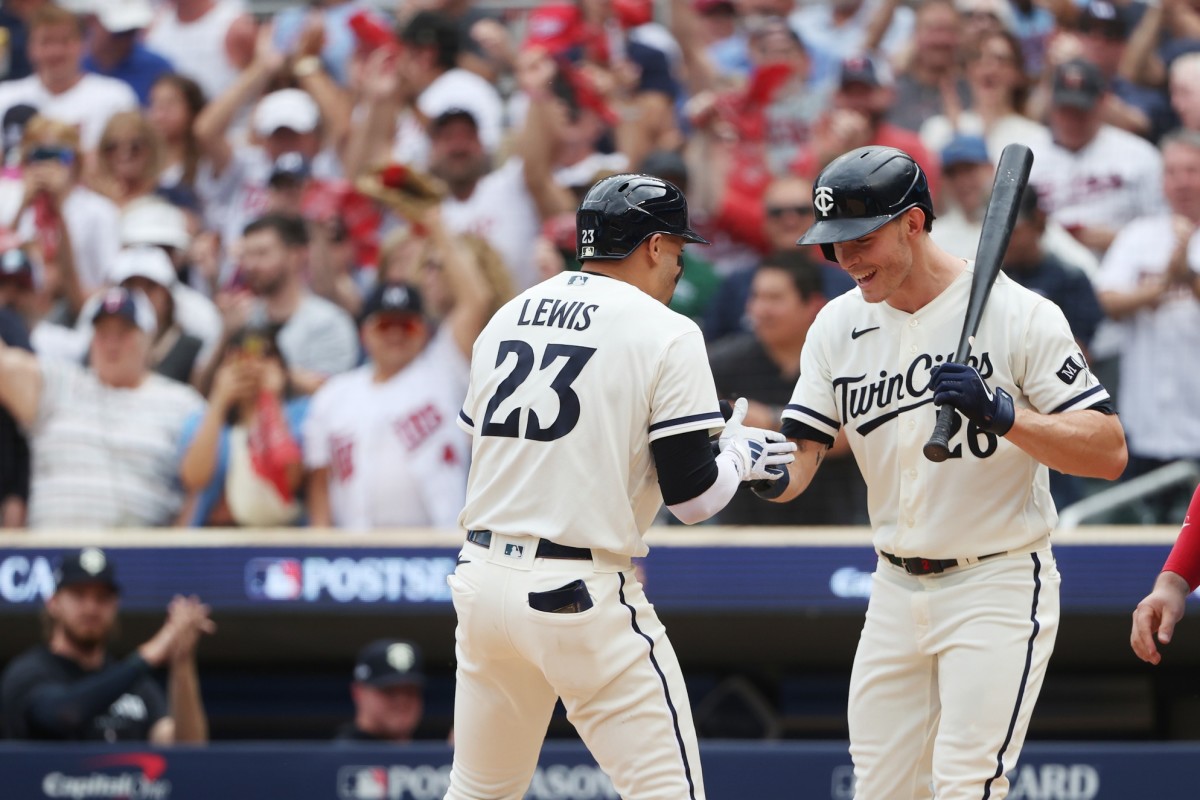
[797,440,829,468]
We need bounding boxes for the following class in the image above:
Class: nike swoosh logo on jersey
[851,326,880,339]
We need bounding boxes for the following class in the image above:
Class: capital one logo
[814,186,835,217]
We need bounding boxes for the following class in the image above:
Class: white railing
[1057,461,1200,530]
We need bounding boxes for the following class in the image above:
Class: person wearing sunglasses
[704,175,856,343]
[303,280,471,530]
[90,111,163,209]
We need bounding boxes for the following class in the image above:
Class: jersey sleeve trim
[647,410,725,441]
[1048,385,1109,414]
[781,403,840,437]
[780,418,835,446]
[457,409,475,433]
[648,410,724,434]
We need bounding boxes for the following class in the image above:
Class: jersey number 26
[480,340,596,441]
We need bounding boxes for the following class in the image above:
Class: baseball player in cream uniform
[443,174,794,800]
[764,147,1128,799]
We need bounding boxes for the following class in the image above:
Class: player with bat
[758,145,1128,799]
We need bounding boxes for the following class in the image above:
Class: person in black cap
[0,548,215,742]
[303,278,471,529]
[1074,0,1172,141]
[1034,56,1166,257]
[336,639,425,742]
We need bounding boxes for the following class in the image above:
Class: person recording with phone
[179,323,309,528]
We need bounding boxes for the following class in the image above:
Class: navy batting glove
[751,463,791,500]
[930,363,1015,435]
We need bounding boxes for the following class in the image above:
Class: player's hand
[166,594,217,664]
[750,463,791,500]
[719,398,796,482]
[930,363,1015,435]
[1131,571,1190,665]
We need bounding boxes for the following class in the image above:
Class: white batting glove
[718,398,796,482]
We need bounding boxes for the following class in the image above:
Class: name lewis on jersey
[836,350,994,435]
[517,297,599,331]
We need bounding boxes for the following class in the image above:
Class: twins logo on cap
[814,186,836,218]
[383,286,408,308]
[386,643,416,672]
[79,547,108,575]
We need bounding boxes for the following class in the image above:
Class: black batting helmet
[576,173,708,261]
[797,146,935,262]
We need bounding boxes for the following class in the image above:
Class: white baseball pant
[444,533,705,800]
[847,545,1060,800]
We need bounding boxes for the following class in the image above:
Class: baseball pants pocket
[526,579,596,615]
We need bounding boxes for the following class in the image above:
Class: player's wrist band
[750,465,790,500]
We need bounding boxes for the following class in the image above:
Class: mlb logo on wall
[337,767,389,800]
[245,558,303,600]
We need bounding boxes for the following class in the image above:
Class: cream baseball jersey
[784,264,1110,559]
[457,271,725,557]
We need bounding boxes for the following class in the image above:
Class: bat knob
[923,441,951,463]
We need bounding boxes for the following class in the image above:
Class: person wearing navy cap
[0,548,215,742]
[336,639,426,742]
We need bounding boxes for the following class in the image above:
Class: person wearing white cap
[0,4,138,151]
[107,246,205,384]
[195,44,344,263]
[82,0,174,105]
[0,284,204,528]
[119,198,223,366]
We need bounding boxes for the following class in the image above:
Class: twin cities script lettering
[516,297,599,331]
[837,351,994,436]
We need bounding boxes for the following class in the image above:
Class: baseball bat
[923,143,1034,463]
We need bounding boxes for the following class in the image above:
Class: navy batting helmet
[576,173,708,261]
[797,146,935,262]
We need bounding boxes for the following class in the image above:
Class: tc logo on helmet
[814,186,835,217]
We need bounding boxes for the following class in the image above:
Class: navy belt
[467,530,593,561]
[880,549,1007,576]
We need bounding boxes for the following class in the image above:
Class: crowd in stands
[0,0,1196,534]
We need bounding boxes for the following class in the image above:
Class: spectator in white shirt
[0,5,138,152]
[0,116,120,296]
[0,286,204,528]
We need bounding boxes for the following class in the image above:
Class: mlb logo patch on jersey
[1056,355,1085,384]
[568,274,589,285]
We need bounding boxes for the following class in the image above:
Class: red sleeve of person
[707,63,800,254]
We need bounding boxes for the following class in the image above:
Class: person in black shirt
[0,296,30,527]
[708,250,868,525]
[1,548,215,742]
[1002,189,1105,358]
[336,639,424,743]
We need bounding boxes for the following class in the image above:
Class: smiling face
[831,210,921,305]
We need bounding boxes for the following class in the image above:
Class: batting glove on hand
[719,398,797,482]
[930,363,1015,435]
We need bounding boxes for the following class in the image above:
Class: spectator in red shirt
[791,54,940,203]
